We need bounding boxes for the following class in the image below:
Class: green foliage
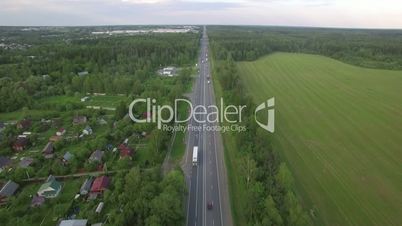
[208,26,402,70]
[210,43,312,225]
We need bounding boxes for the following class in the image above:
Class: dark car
[207,201,213,210]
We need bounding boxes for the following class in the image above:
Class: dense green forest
[0,27,199,112]
[208,26,402,70]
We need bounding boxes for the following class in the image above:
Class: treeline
[0,31,199,112]
[208,26,402,70]
[213,56,311,225]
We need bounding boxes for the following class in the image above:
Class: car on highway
[207,201,213,210]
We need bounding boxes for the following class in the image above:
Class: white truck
[192,146,198,166]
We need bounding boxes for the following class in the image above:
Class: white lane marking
[195,162,199,218]
[202,50,207,226]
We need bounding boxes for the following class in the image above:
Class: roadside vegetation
[210,47,311,226]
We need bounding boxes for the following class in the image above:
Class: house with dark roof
[0,122,5,132]
[0,180,19,204]
[0,156,11,173]
[42,142,54,159]
[19,157,34,168]
[13,136,29,151]
[63,152,74,164]
[31,195,45,207]
[89,150,103,163]
[119,144,134,159]
[16,119,31,130]
[37,175,62,198]
[90,176,109,194]
[80,177,94,195]
[73,116,87,125]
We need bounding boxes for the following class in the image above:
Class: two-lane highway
[185,26,233,226]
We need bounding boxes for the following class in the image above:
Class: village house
[82,126,93,135]
[59,219,88,226]
[0,180,19,205]
[80,177,94,196]
[119,144,134,159]
[62,152,74,164]
[56,128,66,136]
[0,156,11,173]
[19,157,34,168]
[90,176,109,194]
[89,150,104,163]
[13,136,29,151]
[73,116,87,125]
[31,195,45,207]
[37,175,62,198]
[16,119,31,130]
[42,142,54,159]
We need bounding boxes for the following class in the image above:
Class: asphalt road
[185,26,233,226]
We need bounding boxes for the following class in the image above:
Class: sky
[0,0,401,28]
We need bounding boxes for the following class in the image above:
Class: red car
[207,201,213,210]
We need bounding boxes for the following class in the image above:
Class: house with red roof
[90,176,109,194]
[118,144,134,159]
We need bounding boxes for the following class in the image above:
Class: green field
[237,53,402,226]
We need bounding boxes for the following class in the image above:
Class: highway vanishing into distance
[184,27,233,226]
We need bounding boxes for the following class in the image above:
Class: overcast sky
[1,0,401,28]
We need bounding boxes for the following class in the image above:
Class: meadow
[237,53,402,226]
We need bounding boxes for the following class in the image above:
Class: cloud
[0,0,401,28]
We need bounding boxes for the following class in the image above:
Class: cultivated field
[237,53,402,226]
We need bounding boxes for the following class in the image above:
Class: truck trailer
[192,146,198,166]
